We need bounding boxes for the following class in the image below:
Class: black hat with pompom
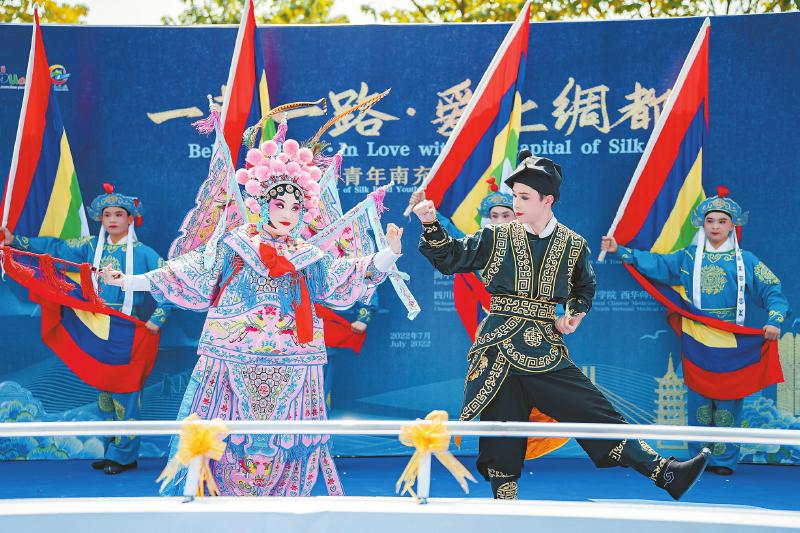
[504,150,563,201]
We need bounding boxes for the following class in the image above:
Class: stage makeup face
[703,211,734,247]
[489,205,515,224]
[264,191,302,237]
[512,182,554,228]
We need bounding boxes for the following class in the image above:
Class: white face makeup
[263,191,302,237]
[512,182,553,227]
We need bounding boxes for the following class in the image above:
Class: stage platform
[1,457,798,531]
[2,496,800,533]
[0,456,797,507]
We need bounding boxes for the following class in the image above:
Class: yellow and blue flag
[418,1,530,341]
[221,0,276,168]
[424,3,529,235]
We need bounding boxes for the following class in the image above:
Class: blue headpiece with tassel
[87,183,143,226]
[692,186,748,227]
[478,177,514,218]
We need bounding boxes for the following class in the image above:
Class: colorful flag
[1,249,160,393]
[221,0,275,168]
[1,9,157,393]
[0,8,88,239]
[412,2,530,339]
[420,2,529,235]
[603,19,782,400]
[604,19,709,256]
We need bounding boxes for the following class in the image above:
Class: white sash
[692,231,745,325]
[93,224,136,316]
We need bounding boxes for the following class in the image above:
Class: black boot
[91,459,110,470]
[655,449,710,501]
[611,439,709,501]
[104,460,138,475]
[488,469,519,500]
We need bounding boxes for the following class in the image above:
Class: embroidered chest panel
[481,225,508,287]
[487,222,584,299]
[509,222,533,295]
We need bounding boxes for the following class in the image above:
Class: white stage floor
[2,496,799,532]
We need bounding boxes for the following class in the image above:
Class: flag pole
[220,0,251,129]
[2,4,41,228]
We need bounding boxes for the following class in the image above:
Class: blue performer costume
[614,190,789,474]
[9,185,171,474]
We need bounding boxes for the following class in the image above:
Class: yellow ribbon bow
[396,410,476,499]
[156,413,228,497]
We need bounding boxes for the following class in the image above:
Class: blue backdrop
[0,14,798,462]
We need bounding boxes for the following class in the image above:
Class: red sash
[259,242,313,344]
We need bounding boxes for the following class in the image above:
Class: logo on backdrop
[49,64,71,90]
[0,65,25,89]
[0,63,71,91]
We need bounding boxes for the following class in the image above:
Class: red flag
[221,0,275,168]
[314,304,367,354]
[2,249,159,393]
[453,272,490,341]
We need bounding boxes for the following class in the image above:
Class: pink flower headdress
[236,132,325,224]
[237,90,392,226]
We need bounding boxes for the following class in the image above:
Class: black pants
[477,361,628,481]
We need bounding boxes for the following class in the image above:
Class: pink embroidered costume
[113,117,401,496]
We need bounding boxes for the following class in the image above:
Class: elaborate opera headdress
[236,131,325,224]
[237,91,391,227]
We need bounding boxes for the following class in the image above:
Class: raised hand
[385,223,404,254]
[412,200,437,224]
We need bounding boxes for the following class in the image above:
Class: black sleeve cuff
[420,220,450,249]
[567,297,591,315]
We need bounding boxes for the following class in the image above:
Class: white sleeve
[373,247,401,273]
[122,274,152,292]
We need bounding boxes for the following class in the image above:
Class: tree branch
[409,0,433,22]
